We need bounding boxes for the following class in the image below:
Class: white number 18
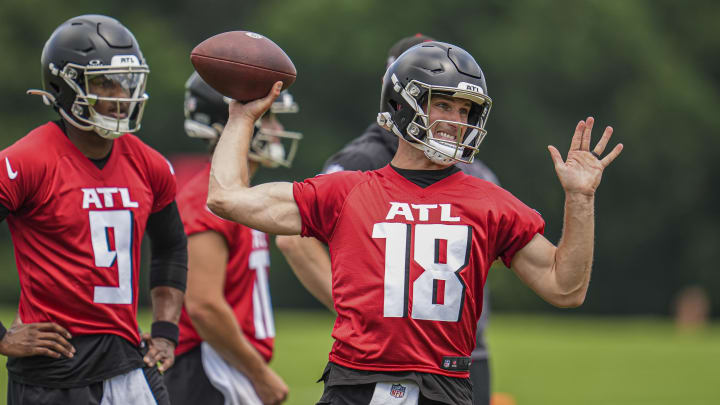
[372,222,471,322]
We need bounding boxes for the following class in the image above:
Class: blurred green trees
[0,0,717,316]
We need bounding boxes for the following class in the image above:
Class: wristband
[0,321,7,342]
[151,321,179,346]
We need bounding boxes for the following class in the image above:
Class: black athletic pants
[163,345,225,405]
[7,366,169,405]
[469,358,490,405]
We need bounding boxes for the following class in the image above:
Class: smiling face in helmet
[425,94,472,143]
[378,41,492,166]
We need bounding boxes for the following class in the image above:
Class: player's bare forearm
[518,193,593,308]
[207,78,272,217]
[550,192,595,304]
[188,297,268,377]
[208,113,254,196]
[151,286,184,324]
[185,231,277,386]
[276,235,335,312]
[144,286,183,371]
[192,307,288,403]
[209,82,282,194]
[207,109,254,223]
[187,291,290,404]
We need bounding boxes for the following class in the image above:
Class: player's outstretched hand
[227,81,283,127]
[547,117,623,196]
[251,365,289,405]
[0,322,75,359]
[141,333,175,373]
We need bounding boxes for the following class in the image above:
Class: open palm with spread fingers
[548,117,623,196]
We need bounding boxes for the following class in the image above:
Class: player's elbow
[185,298,217,326]
[206,189,233,220]
[549,290,587,308]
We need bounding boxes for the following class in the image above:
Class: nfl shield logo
[443,359,451,368]
[390,384,406,398]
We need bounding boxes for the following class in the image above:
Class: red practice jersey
[293,165,544,377]
[175,164,274,362]
[0,122,176,345]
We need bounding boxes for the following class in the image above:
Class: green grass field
[1,309,718,405]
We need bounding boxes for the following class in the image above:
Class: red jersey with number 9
[0,122,176,346]
[174,164,275,362]
[293,165,544,377]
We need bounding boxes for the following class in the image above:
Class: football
[190,31,296,102]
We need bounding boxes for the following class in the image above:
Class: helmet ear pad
[387,93,427,142]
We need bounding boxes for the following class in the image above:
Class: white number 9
[89,210,133,305]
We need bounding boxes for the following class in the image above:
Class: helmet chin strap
[92,126,124,140]
[378,112,452,165]
[423,142,460,165]
[59,108,94,131]
[89,112,130,139]
[63,107,126,139]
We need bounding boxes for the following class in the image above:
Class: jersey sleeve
[292,171,366,243]
[493,192,546,267]
[145,149,178,213]
[0,141,46,213]
[180,201,236,245]
[322,147,387,174]
[459,160,500,186]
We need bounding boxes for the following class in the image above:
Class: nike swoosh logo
[5,157,18,180]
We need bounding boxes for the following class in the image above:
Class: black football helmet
[28,15,149,139]
[184,72,302,168]
[378,41,492,164]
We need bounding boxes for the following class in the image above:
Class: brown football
[190,31,296,102]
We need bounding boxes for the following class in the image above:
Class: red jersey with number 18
[293,165,544,377]
[0,122,176,346]
[175,164,275,362]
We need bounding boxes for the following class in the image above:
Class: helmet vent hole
[71,22,83,26]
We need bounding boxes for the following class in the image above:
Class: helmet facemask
[390,75,492,165]
[248,92,302,168]
[184,86,302,168]
[57,56,149,139]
